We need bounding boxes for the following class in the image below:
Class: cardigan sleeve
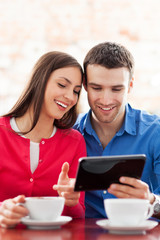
[62,191,85,218]
[62,131,86,218]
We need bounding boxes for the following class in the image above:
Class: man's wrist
[152,194,160,215]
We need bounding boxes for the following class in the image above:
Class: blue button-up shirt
[74,104,160,218]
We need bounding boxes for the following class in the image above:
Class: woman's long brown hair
[3,51,83,132]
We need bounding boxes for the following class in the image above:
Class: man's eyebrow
[59,77,82,88]
[88,82,101,86]
[112,84,125,88]
[88,82,125,88]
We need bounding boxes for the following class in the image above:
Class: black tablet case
[74,154,146,191]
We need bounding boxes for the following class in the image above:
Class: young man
[73,42,160,218]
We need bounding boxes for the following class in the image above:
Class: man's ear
[128,77,134,93]
[83,75,87,91]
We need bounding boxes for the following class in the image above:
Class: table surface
[0,218,160,240]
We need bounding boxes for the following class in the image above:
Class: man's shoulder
[128,105,160,124]
[76,112,88,123]
[136,109,160,125]
[125,105,160,137]
[130,107,160,136]
[73,112,89,132]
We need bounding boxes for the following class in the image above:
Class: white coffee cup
[23,196,65,221]
[104,198,154,226]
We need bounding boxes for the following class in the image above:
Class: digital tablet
[74,154,146,191]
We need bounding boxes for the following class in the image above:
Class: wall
[0,0,160,114]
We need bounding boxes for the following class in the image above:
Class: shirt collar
[83,109,94,135]
[117,104,137,136]
[83,104,137,136]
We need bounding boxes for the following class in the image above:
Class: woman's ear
[83,75,87,91]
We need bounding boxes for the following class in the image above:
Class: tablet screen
[74,154,146,191]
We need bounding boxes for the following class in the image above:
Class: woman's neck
[15,110,54,143]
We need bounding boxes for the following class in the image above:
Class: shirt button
[103,190,107,194]
[41,141,45,144]
[30,178,33,182]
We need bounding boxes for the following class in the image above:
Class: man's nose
[101,90,112,105]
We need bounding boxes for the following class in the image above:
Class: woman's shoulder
[58,128,84,141]
[0,116,10,127]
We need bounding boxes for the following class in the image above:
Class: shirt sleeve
[151,131,160,194]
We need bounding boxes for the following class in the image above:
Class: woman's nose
[64,90,75,102]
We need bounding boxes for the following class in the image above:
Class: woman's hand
[108,176,155,204]
[0,195,29,228]
[53,162,80,207]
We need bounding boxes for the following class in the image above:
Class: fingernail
[110,184,116,189]
[120,177,125,182]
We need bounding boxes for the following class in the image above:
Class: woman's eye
[58,83,65,88]
[74,90,80,95]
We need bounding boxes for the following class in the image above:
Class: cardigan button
[30,178,33,182]
[41,141,45,144]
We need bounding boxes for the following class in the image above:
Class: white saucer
[21,216,72,230]
[96,219,158,235]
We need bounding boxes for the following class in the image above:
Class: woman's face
[41,67,82,121]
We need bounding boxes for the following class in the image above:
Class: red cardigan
[0,117,87,218]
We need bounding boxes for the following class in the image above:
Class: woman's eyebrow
[59,77,82,88]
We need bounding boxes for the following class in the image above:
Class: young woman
[0,51,86,228]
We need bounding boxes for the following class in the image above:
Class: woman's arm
[53,162,85,218]
[0,195,28,228]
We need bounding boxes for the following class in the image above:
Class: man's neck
[90,113,125,149]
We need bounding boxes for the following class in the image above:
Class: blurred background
[0,0,160,115]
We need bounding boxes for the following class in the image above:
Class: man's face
[85,64,133,125]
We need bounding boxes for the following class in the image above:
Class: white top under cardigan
[10,117,56,173]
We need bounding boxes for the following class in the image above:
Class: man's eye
[112,88,121,92]
[92,87,101,91]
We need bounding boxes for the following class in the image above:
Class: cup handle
[146,204,154,219]
[16,202,25,206]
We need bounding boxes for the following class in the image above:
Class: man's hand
[53,162,80,207]
[108,176,155,204]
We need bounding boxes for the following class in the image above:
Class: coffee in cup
[23,196,65,221]
[104,198,154,226]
